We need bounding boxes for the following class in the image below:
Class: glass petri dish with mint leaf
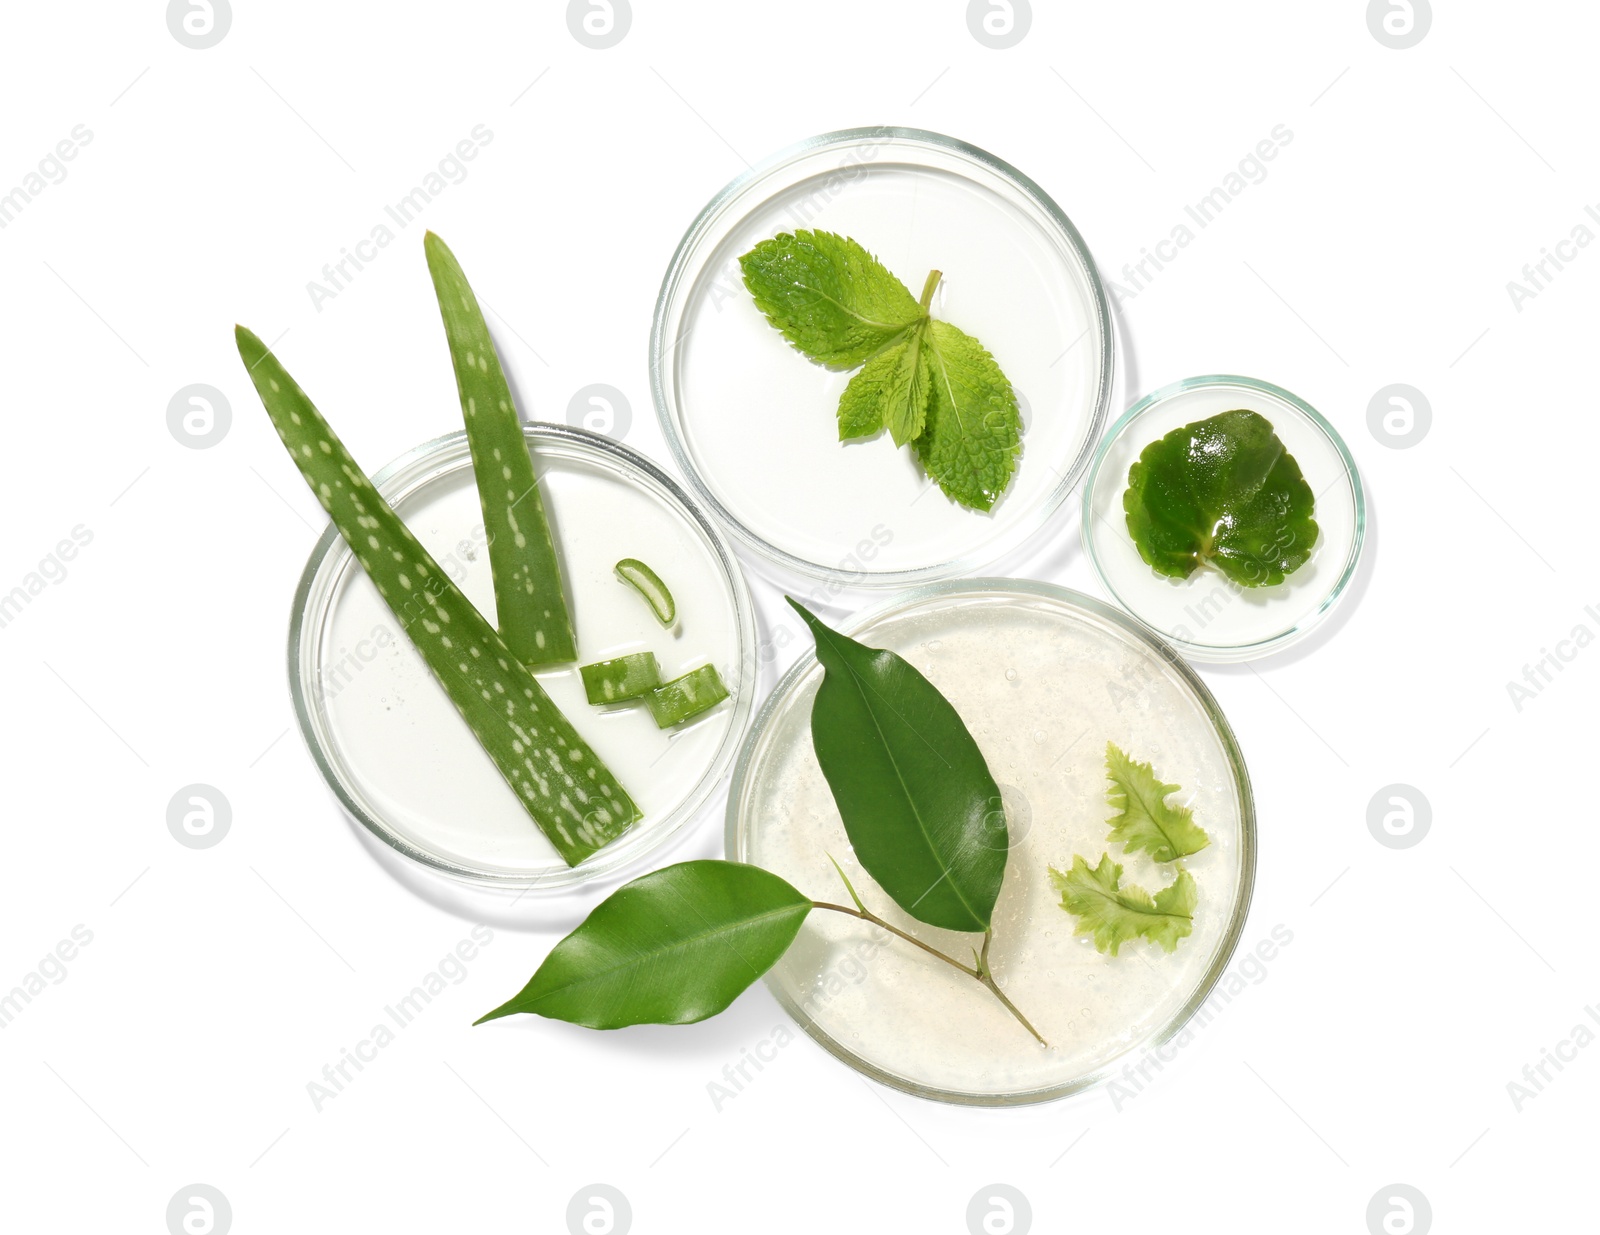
[1082,376,1364,663]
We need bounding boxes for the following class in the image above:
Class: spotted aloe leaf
[424,232,578,666]
[235,326,639,866]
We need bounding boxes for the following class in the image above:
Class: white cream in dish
[731,585,1251,1102]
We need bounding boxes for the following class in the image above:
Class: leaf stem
[811,901,1048,1047]
[918,269,942,312]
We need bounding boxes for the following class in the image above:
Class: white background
[1,2,1594,1231]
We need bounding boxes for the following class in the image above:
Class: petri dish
[727,580,1255,1105]
[1082,376,1364,662]
[651,127,1112,588]
[289,425,757,890]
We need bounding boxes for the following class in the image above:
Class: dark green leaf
[1123,409,1318,587]
[476,861,812,1029]
[789,599,1006,933]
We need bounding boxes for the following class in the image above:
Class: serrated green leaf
[424,232,577,665]
[1050,855,1196,956]
[475,861,812,1029]
[914,319,1022,512]
[235,327,639,866]
[738,230,923,370]
[1123,408,1319,587]
[1104,742,1210,863]
[790,598,1005,934]
[836,323,934,445]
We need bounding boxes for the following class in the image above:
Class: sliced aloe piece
[614,558,676,626]
[645,664,729,728]
[236,326,639,866]
[580,653,663,705]
[424,232,577,666]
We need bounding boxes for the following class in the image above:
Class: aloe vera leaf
[580,653,662,705]
[235,326,639,866]
[644,664,730,728]
[423,232,577,666]
[614,558,676,626]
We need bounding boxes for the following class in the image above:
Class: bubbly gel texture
[733,589,1248,1101]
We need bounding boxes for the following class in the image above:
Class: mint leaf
[739,230,922,369]
[915,319,1022,512]
[1123,409,1319,587]
[1104,742,1210,863]
[1049,855,1196,956]
[740,231,1025,511]
[836,323,934,444]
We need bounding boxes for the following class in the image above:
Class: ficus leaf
[789,599,1006,934]
[476,861,812,1029]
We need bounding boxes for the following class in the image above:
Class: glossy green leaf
[789,599,1005,933]
[1104,741,1210,863]
[1122,409,1319,587]
[475,861,812,1029]
[425,232,577,665]
[235,326,639,866]
[1050,854,1196,956]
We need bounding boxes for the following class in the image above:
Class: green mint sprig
[739,230,1022,512]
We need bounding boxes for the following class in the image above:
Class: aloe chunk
[424,232,578,666]
[614,558,676,626]
[645,664,730,728]
[236,326,640,866]
[580,653,663,705]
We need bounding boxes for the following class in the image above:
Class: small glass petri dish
[1082,376,1365,663]
[727,579,1255,1106]
[651,127,1112,588]
[289,425,757,890]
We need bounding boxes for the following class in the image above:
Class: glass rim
[649,125,1115,588]
[287,422,759,891]
[724,576,1258,1106]
[1081,374,1368,663]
